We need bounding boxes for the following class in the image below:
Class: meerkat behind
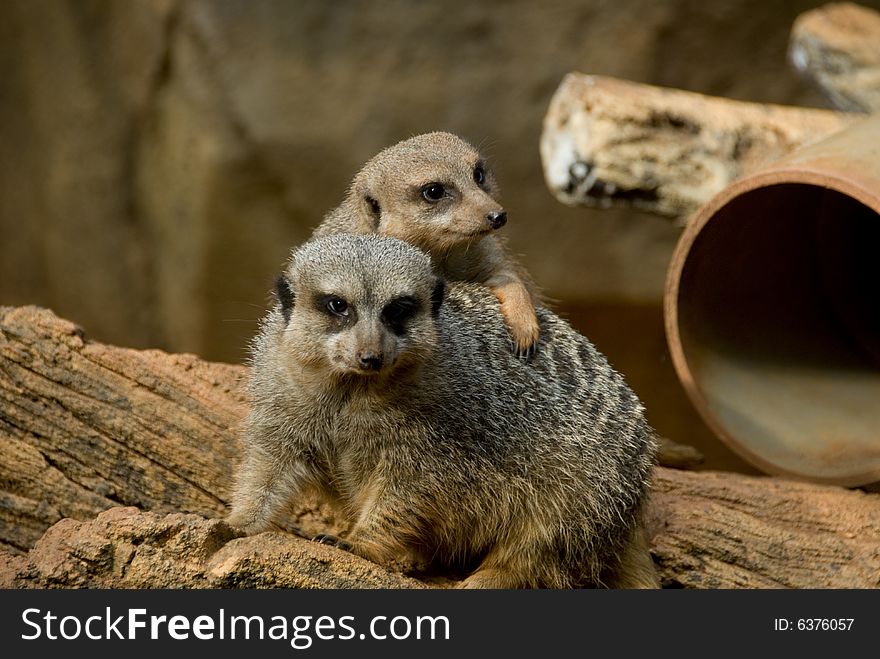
[227,234,659,588]
[313,131,541,357]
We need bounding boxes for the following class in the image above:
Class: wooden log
[1,306,878,588]
[540,74,857,219]
[789,2,880,112]
[648,469,880,588]
[0,305,247,554]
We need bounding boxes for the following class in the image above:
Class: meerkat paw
[312,533,353,552]
[457,567,524,589]
[512,325,540,359]
[225,509,268,535]
[612,526,660,589]
[490,281,541,359]
[507,310,541,359]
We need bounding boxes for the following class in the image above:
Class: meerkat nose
[357,351,384,371]
[486,210,507,229]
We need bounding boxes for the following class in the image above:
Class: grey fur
[228,234,658,588]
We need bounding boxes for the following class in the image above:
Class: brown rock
[656,437,704,470]
[0,507,422,589]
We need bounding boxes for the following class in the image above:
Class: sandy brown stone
[656,436,703,470]
[0,507,422,589]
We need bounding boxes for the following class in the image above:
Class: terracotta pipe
[665,114,880,487]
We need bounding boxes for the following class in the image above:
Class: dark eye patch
[382,296,420,334]
[275,274,295,324]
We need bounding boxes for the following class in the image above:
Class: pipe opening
[677,183,880,484]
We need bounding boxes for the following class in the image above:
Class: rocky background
[0,0,860,469]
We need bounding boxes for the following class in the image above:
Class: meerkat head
[350,132,506,254]
[275,234,444,381]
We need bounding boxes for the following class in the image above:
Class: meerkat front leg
[610,525,660,589]
[458,567,525,589]
[465,237,541,358]
[314,488,420,570]
[485,273,541,358]
[226,442,308,534]
[457,547,540,589]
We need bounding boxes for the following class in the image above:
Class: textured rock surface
[2,306,879,588]
[789,2,880,112]
[649,470,880,588]
[0,305,245,554]
[0,507,422,589]
[0,0,833,362]
[3,473,878,589]
[540,74,855,219]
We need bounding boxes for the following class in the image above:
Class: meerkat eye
[473,164,486,186]
[421,183,445,202]
[324,296,349,316]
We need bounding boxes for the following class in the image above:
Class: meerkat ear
[364,195,381,228]
[275,274,295,323]
[430,278,445,315]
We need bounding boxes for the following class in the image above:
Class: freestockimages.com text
[21,607,450,649]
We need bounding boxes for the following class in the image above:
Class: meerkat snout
[326,302,408,376]
[486,210,507,229]
[356,350,384,371]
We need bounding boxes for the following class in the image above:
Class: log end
[789,2,880,112]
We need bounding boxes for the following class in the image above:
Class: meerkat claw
[516,342,538,360]
[511,323,541,360]
[312,533,353,551]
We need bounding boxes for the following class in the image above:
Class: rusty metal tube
[665,114,880,486]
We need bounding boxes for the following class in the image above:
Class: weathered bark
[648,469,880,588]
[0,305,247,554]
[540,74,857,219]
[1,306,878,588]
[789,3,880,112]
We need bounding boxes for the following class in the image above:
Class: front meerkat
[314,131,541,357]
[227,234,658,588]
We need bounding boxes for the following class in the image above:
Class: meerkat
[313,131,541,358]
[227,234,659,588]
